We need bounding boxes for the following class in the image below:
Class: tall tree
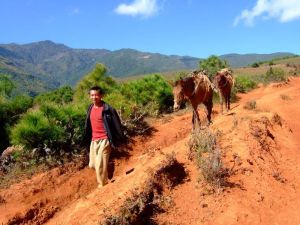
[0,74,15,100]
[199,55,229,79]
[73,63,117,103]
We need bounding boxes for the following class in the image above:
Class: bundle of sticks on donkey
[172,68,234,130]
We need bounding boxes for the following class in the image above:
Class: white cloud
[234,0,300,26]
[114,0,159,18]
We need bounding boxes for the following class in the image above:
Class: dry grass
[234,63,292,77]
[0,195,6,204]
[0,153,86,189]
[272,171,287,183]
[0,163,48,189]
[188,128,217,159]
[280,94,290,101]
[199,147,228,189]
[272,113,283,126]
[230,116,239,131]
[234,66,270,77]
[188,128,229,192]
[243,100,257,110]
[274,56,300,65]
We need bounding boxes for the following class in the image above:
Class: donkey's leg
[192,110,195,130]
[219,92,224,114]
[192,107,200,130]
[227,94,231,111]
[195,108,201,127]
[204,100,213,126]
[224,95,228,112]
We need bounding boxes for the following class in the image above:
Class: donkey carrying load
[214,68,235,114]
[172,71,214,129]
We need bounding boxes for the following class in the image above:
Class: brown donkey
[173,72,214,129]
[214,68,234,114]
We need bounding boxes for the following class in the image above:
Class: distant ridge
[0,40,296,96]
[219,52,295,67]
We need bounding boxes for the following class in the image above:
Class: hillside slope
[0,41,296,96]
[220,52,295,67]
[1,77,300,224]
[0,41,199,89]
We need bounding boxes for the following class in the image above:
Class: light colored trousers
[89,139,111,187]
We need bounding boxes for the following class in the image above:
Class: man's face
[89,90,102,105]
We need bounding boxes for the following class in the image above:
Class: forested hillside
[0,40,296,96]
[0,41,199,95]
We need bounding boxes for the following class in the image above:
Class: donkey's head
[172,79,185,111]
[214,72,227,88]
[172,77,195,111]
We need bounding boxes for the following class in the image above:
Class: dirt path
[1,77,300,225]
[156,77,300,225]
[0,110,194,224]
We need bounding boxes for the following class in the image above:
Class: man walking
[84,86,125,187]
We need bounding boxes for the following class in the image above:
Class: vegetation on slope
[1,55,300,187]
[0,41,296,96]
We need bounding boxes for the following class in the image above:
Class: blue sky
[1,0,300,58]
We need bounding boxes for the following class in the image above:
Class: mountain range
[0,40,295,96]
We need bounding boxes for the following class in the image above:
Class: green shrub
[74,63,117,102]
[34,86,73,105]
[57,104,86,148]
[269,61,275,66]
[172,71,189,82]
[0,74,15,98]
[199,55,229,79]
[228,75,257,102]
[251,62,260,68]
[263,67,287,83]
[73,64,173,119]
[234,75,257,93]
[10,111,63,151]
[9,95,33,115]
[0,92,33,153]
[39,103,86,149]
[10,103,86,154]
[104,91,135,118]
[117,74,173,117]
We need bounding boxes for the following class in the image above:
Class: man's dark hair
[89,86,104,95]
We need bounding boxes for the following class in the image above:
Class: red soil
[1,77,300,225]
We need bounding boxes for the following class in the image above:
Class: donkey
[214,68,234,114]
[173,72,214,129]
